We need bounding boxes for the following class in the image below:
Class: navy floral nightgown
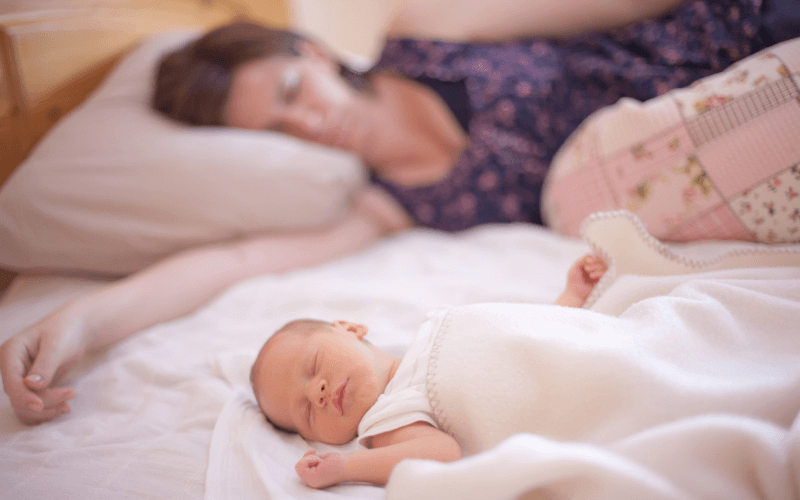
[370,0,776,231]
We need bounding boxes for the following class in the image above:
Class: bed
[2,2,800,499]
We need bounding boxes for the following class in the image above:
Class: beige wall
[0,0,289,187]
[289,0,400,62]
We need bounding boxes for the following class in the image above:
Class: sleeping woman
[153,0,785,232]
[0,0,793,425]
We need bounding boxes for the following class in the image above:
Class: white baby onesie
[356,309,447,447]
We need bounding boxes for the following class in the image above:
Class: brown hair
[153,21,371,127]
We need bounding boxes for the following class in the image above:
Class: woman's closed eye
[280,67,301,104]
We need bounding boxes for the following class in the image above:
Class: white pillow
[0,30,366,276]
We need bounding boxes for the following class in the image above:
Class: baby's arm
[295,422,460,488]
[556,253,608,308]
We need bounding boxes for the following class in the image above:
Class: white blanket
[411,269,800,499]
[427,283,800,455]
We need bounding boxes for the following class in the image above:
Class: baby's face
[253,321,384,444]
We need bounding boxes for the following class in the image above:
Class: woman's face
[225,43,373,155]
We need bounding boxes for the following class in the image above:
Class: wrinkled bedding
[0,223,587,500]
[2,213,799,500]
[204,212,800,500]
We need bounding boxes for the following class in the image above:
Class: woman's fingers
[0,336,40,408]
[16,381,74,423]
[16,402,71,425]
[25,317,86,390]
[9,386,73,425]
[1,319,82,424]
[34,386,75,409]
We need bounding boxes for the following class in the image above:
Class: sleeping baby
[249,253,607,488]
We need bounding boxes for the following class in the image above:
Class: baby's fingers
[585,265,607,279]
[296,455,322,479]
[582,256,607,277]
[297,451,321,467]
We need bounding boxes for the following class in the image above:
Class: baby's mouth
[333,380,347,415]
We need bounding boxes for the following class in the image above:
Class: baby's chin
[323,416,367,445]
[317,428,358,446]
[309,399,376,445]
[343,420,367,444]
[329,434,357,446]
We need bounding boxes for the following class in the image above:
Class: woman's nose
[284,107,323,138]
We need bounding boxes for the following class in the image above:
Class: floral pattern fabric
[541,37,800,243]
[371,0,767,231]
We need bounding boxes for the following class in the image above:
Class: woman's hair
[153,21,371,127]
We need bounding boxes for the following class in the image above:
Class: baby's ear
[332,320,368,340]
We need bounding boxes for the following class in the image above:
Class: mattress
[3,216,799,500]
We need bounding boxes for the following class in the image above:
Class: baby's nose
[313,380,328,407]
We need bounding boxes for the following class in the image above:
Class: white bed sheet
[0,223,588,500]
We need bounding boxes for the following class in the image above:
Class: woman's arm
[0,187,412,424]
[388,0,687,42]
[295,422,461,488]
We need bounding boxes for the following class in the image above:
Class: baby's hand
[567,253,607,300]
[557,253,608,307]
[295,449,346,489]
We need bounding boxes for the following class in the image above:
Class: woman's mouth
[319,125,350,150]
[333,380,347,415]
[319,112,356,151]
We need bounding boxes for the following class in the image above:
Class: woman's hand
[0,188,412,428]
[351,187,414,237]
[0,305,89,424]
[295,449,347,489]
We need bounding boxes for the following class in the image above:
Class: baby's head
[251,318,395,444]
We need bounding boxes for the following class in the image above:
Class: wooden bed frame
[0,0,290,294]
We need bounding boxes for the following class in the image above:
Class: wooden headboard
[0,0,290,292]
